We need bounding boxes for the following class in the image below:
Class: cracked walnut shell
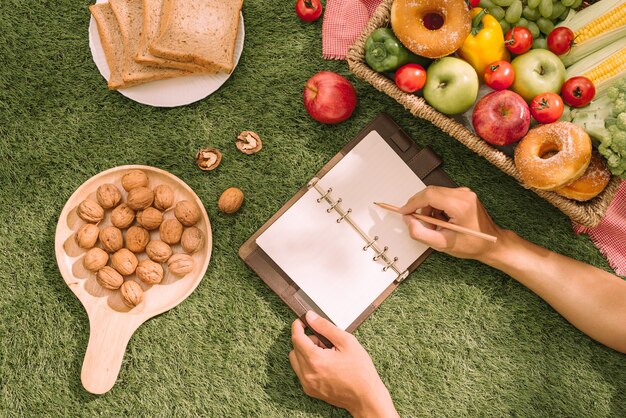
[111,203,135,229]
[83,247,109,272]
[77,199,104,223]
[96,266,124,290]
[160,218,183,245]
[127,186,154,211]
[99,226,123,253]
[168,253,194,276]
[236,131,263,154]
[96,183,122,209]
[111,248,138,276]
[122,170,148,192]
[136,259,164,284]
[174,200,200,226]
[153,184,174,211]
[195,148,222,171]
[181,227,204,254]
[145,240,172,263]
[125,226,150,253]
[136,207,163,230]
[121,280,144,308]
[75,224,99,249]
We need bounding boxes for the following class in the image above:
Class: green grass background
[0,0,624,416]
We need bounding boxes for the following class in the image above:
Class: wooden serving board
[54,165,212,394]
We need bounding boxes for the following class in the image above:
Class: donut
[555,152,611,201]
[390,0,471,59]
[514,122,592,191]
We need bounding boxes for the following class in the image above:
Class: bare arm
[401,186,626,353]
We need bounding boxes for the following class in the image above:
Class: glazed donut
[555,152,611,201]
[390,0,471,59]
[514,122,592,191]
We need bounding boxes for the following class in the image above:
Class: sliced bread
[109,0,189,85]
[149,0,243,73]
[137,0,212,72]
[89,3,125,89]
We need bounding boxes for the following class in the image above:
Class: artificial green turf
[0,0,624,416]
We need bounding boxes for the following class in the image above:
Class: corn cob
[574,2,626,43]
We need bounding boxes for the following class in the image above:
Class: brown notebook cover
[239,113,456,342]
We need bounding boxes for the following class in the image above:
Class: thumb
[305,311,350,348]
[403,215,449,250]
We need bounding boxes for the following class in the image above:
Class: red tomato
[395,63,427,93]
[484,60,515,90]
[530,93,564,124]
[547,27,575,55]
[561,76,595,108]
[295,0,322,22]
[505,27,533,55]
[466,0,480,8]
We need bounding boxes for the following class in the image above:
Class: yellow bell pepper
[457,8,510,80]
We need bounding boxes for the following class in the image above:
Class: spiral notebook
[239,114,455,333]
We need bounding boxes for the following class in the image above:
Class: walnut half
[195,148,222,171]
[236,131,262,154]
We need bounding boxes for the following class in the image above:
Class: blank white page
[256,131,428,330]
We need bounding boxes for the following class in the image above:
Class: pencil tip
[373,202,380,206]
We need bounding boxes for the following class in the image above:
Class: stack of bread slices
[90,0,243,90]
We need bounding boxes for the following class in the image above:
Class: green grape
[494,0,515,6]
[528,0,541,8]
[536,17,555,34]
[550,2,566,20]
[522,5,541,21]
[539,0,553,18]
[532,37,548,49]
[527,21,541,38]
[559,7,571,20]
[560,0,576,7]
[571,0,583,8]
[517,17,529,27]
[479,0,496,8]
[499,19,511,34]
[489,6,506,20]
[505,0,523,23]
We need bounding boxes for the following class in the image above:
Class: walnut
[153,184,174,211]
[145,240,173,263]
[111,203,135,229]
[127,187,154,211]
[181,227,204,254]
[136,207,163,230]
[159,218,183,245]
[121,280,144,308]
[136,259,164,284]
[236,131,263,154]
[75,224,99,249]
[121,170,148,192]
[125,226,150,253]
[111,248,138,276]
[218,187,244,214]
[96,266,123,290]
[168,253,194,276]
[99,226,123,253]
[174,200,200,226]
[195,148,222,171]
[83,247,109,272]
[96,183,122,209]
[77,199,104,223]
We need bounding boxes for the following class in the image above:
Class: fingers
[403,215,451,250]
[308,334,328,349]
[305,311,351,349]
[291,319,318,355]
[289,350,304,379]
[400,186,470,218]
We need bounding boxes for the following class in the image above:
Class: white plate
[88,0,245,107]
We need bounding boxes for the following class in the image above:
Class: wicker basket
[347,0,620,227]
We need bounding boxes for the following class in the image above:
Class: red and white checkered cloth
[574,180,626,277]
[322,0,383,60]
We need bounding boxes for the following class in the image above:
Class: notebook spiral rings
[308,177,409,282]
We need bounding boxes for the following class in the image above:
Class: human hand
[289,311,399,418]
[400,186,505,263]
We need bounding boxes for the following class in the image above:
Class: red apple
[472,90,530,146]
[303,71,357,124]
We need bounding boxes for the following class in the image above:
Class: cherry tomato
[466,0,480,8]
[295,0,322,22]
[547,27,575,55]
[394,63,427,93]
[484,60,515,90]
[530,93,564,124]
[505,27,533,55]
[561,76,595,108]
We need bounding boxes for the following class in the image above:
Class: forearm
[481,230,626,353]
[349,383,399,418]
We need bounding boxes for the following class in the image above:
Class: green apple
[423,57,479,115]
[511,49,566,102]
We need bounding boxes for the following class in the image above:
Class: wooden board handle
[81,310,140,394]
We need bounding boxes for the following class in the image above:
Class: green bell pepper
[365,28,429,73]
